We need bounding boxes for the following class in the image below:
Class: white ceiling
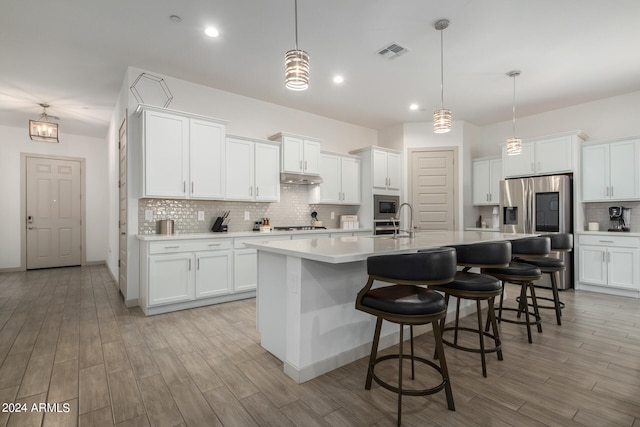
[2,0,640,139]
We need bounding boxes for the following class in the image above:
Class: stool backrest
[367,248,456,286]
[511,236,551,257]
[541,233,573,252]
[444,241,511,268]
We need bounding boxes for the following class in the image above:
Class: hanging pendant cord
[440,27,444,109]
[294,0,299,50]
[512,75,517,135]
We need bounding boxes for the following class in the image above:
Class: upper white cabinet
[472,157,502,205]
[310,152,360,204]
[582,137,640,201]
[372,149,401,190]
[225,136,280,202]
[502,132,585,178]
[269,132,321,175]
[139,105,227,199]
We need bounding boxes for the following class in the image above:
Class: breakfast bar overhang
[247,231,535,383]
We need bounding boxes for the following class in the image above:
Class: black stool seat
[483,261,542,278]
[425,241,510,377]
[515,256,564,270]
[356,248,457,425]
[361,285,446,316]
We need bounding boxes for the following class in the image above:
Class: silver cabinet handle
[249,186,253,196]
[607,252,611,263]
[197,258,200,270]
[164,245,180,249]
[602,252,606,262]
[299,160,303,170]
[611,186,614,197]
[599,240,614,243]
[188,259,192,270]
[192,181,194,193]
[256,187,259,197]
[208,243,221,247]
[304,160,307,171]
[183,181,186,193]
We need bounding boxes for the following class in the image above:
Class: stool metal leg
[520,283,533,343]
[410,326,415,380]
[397,323,404,426]
[551,271,562,325]
[528,283,543,333]
[365,318,383,390]
[432,320,455,411]
[487,297,503,361]
[476,299,487,378]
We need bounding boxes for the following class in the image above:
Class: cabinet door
[303,140,321,175]
[233,249,257,292]
[472,160,491,205]
[225,138,254,200]
[578,245,607,286]
[282,136,304,173]
[341,157,361,204]
[318,153,341,203]
[144,110,189,198]
[503,142,535,178]
[609,140,639,200]
[386,152,401,190]
[535,136,572,174]
[489,158,502,204]
[195,251,232,298]
[189,119,225,199]
[608,247,639,290]
[581,144,609,201]
[255,143,280,202]
[149,253,193,305]
[372,150,389,189]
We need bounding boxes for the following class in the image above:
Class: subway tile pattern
[138,185,360,234]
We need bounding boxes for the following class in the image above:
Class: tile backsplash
[138,185,360,234]
[583,201,640,232]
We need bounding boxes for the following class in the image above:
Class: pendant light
[506,70,522,155]
[29,103,59,143]
[284,0,309,91]
[433,19,451,133]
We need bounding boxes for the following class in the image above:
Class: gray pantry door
[410,149,456,231]
[26,157,82,269]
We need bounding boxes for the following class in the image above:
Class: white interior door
[119,116,128,296]
[26,157,82,269]
[410,149,456,231]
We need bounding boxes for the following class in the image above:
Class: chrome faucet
[395,202,415,239]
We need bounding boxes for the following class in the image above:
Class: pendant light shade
[434,19,451,133]
[285,0,309,91]
[506,70,521,155]
[29,103,59,143]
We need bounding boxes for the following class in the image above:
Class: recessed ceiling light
[333,75,344,84]
[205,27,219,37]
[409,103,419,111]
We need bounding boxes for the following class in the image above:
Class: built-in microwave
[373,194,400,220]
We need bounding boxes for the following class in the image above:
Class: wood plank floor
[1,265,639,426]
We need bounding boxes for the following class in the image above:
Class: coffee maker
[608,206,631,232]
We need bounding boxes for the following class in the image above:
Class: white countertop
[465,227,500,232]
[576,230,640,237]
[136,228,372,241]
[246,230,537,264]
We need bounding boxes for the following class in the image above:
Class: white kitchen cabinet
[148,252,193,306]
[577,234,640,297]
[472,157,502,205]
[269,132,321,175]
[225,136,280,202]
[372,149,401,190]
[195,250,232,298]
[311,152,360,205]
[233,235,291,292]
[502,132,584,178]
[581,138,640,201]
[139,105,227,199]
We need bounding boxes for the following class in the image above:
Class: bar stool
[514,233,573,325]
[482,237,550,343]
[355,248,457,426]
[424,241,511,377]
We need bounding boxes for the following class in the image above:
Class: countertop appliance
[608,206,631,232]
[500,174,573,289]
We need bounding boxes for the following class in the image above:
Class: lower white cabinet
[195,251,232,298]
[148,253,193,306]
[233,249,258,293]
[577,234,640,297]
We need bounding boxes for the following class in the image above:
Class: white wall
[0,125,108,269]
[473,90,640,157]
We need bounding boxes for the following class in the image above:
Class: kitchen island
[247,230,536,383]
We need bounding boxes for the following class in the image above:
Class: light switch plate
[198,211,205,221]
[145,210,153,221]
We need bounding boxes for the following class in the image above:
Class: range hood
[280,172,323,185]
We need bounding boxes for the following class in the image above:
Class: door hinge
[118,259,121,267]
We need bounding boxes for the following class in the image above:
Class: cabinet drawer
[234,235,291,249]
[578,234,640,248]
[149,239,233,254]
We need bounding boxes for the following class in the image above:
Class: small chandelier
[284,0,309,91]
[506,70,522,155]
[433,19,452,133]
[29,104,59,143]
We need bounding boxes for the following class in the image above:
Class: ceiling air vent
[377,42,410,59]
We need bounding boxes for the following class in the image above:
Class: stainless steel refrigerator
[499,174,573,289]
